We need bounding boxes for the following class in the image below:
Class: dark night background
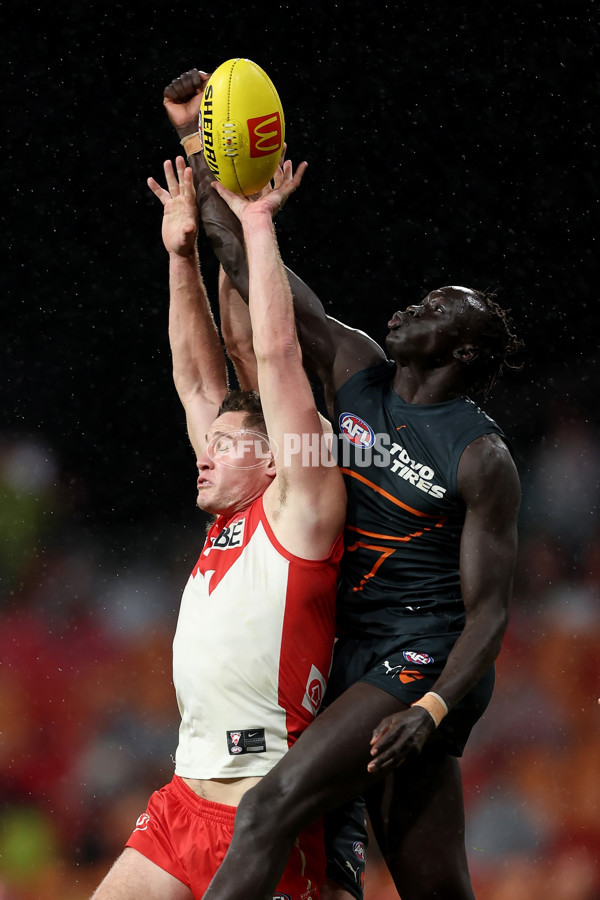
[4,2,598,543]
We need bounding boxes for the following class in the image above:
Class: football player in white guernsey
[89,158,348,900]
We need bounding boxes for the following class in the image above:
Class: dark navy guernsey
[333,360,508,636]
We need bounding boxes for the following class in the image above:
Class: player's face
[385,286,484,362]
[195,411,274,516]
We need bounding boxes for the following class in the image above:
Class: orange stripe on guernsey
[339,468,446,521]
[344,543,395,592]
[346,523,446,542]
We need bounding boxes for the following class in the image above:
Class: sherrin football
[200,58,285,196]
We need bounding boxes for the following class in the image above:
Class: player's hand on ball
[163,68,210,134]
[147,157,198,257]
[211,159,307,224]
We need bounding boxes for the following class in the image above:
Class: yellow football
[200,58,285,196]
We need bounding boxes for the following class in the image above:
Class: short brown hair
[217,390,267,436]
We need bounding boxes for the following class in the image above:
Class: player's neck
[391,366,467,405]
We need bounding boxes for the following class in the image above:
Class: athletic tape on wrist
[411,691,449,727]
[180,132,203,156]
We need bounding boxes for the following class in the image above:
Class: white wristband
[180,132,203,156]
[411,691,449,727]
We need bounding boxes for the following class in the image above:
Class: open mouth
[387,312,405,329]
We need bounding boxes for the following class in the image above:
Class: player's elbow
[253,332,302,365]
[492,607,510,646]
[466,599,510,653]
[222,328,254,365]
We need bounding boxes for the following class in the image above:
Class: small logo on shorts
[403,650,434,665]
[381,660,425,684]
[134,813,151,831]
[273,894,291,900]
[353,840,366,861]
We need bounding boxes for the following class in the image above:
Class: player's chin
[384,329,402,352]
[196,491,215,512]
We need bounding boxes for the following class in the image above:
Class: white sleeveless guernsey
[173,494,342,779]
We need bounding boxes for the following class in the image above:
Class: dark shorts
[323,614,496,895]
[324,797,368,900]
[326,613,495,756]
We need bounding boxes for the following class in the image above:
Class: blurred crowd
[1,391,599,899]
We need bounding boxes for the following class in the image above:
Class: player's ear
[453,344,479,363]
[265,449,277,476]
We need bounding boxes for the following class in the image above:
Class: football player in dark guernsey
[163,69,523,900]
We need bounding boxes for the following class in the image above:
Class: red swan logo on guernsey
[339,412,375,448]
[134,813,151,831]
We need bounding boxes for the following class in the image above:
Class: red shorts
[126,775,325,899]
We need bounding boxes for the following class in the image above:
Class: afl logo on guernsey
[403,651,434,665]
[339,412,375,448]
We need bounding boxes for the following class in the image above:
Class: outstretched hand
[367,706,436,773]
[211,159,308,226]
[147,157,198,257]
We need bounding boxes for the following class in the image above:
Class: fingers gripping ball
[200,58,285,196]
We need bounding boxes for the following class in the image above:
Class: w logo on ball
[248,111,283,157]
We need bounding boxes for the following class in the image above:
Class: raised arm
[218,267,258,391]
[147,158,228,459]
[162,69,385,410]
[368,433,520,771]
[211,161,347,558]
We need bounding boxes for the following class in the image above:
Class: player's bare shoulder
[328,316,387,389]
[262,415,346,560]
[458,432,520,510]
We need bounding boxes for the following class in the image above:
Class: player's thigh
[366,750,472,891]
[90,847,193,900]
[263,681,406,818]
[321,880,358,900]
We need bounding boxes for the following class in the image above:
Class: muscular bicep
[218,268,258,391]
[458,434,521,615]
[417,436,520,710]
[285,266,386,402]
